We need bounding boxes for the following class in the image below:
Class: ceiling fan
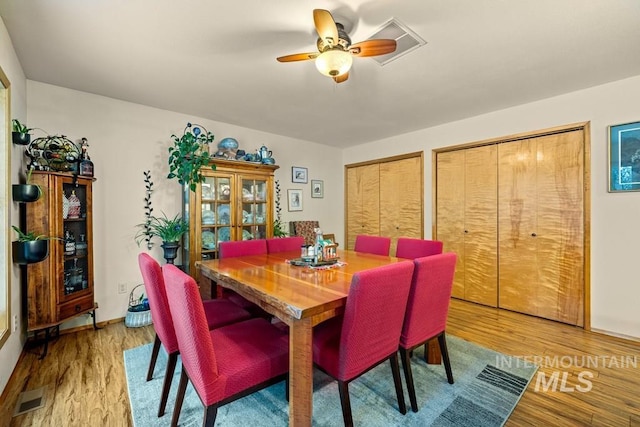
[276,9,397,83]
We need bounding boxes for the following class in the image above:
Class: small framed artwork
[311,180,324,198]
[287,189,303,211]
[292,166,308,184]
[608,120,640,192]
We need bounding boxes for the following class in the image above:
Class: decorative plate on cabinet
[202,231,215,249]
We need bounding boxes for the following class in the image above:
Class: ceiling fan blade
[333,72,349,84]
[349,39,397,57]
[276,52,319,62]
[313,9,339,46]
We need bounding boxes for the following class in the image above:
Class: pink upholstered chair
[162,264,289,427]
[395,237,443,259]
[218,239,267,258]
[312,261,415,425]
[137,253,251,417]
[218,240,269,316]
[354,234,391,256]
[399,252,457,412]
[266,236,305,253]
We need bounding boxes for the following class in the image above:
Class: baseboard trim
[590,327,640,343]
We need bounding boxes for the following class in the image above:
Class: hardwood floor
[1,299,639,426]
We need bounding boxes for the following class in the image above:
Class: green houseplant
[167,123,216,192]
[12,168,43,202]
[135,213,188,264]
[12,119,32,145]
[11,225,60,264]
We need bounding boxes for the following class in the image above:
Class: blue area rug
[124,335,536,426]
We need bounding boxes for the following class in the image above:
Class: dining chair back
[218,239,267,258]
[353,234,391,256]
[137,253,250,417]
[162,264,289,426]
[399,252,457,412]
[312,261,415,425]
[218,239,269,317]
[395,237,443,259]
[289,220,320,245]
[266,236,305,253]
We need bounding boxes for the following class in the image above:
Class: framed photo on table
[287,189,303,211]
[608,120,640,192]
[292,166,308,183]
[311,180,324,198]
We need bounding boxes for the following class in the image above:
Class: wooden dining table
[197,249,415,426]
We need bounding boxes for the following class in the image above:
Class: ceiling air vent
[365,18,426,66]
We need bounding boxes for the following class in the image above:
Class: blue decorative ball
[218,137,239,151]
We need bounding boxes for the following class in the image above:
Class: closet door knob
[531,233,537,237]
[464,230,468,234]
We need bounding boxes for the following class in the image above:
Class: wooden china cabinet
[182,159,279,281]
[25,171,97,353]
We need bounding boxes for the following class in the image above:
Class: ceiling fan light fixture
[315,49,353,77]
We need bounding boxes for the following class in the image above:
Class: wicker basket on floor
[125,284,153,328]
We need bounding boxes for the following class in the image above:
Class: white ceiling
[2,1,640,148]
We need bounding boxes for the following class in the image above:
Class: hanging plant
[167,122,216,192]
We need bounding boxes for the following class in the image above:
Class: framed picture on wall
[311,180,324,198]
[292,166,308,183]
[287,189,303,211]
[608,120,640,192]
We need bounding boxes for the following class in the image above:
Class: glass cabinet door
[200,175,233,260]
[240,177,268,240]
[61,181,90,299]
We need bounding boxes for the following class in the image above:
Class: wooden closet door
[436,150,466,299]
[498,139,539,314]
[346,164,380,250]
[536,130,584,325]
[464,145,498,307]
[379,156,423,255]
[499,130,584,326]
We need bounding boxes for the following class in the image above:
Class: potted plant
[11,225,59,264]
[135,212,188,264]
[12,168,43,202]
[12,119,33,146]
[167,122,216,192]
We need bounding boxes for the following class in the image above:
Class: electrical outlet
[12,314,18,332]
[118,282,127,294]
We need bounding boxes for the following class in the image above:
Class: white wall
[343,74,640,339]
[26,81,343,327]
[0,16,28,396]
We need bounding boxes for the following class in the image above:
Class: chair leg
[171,369,189,427]
[390,353,407,415]
[158,352,178,417]
[203,404,218,427]
[438,332,454,384]
[400,347,418,413]
[146,334,161,381]
[338,381,354,427]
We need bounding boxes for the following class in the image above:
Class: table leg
[289,317,313,427]
[426,337,442,364]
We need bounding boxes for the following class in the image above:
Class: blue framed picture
[608,121,640,192]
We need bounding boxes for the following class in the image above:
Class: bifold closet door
[436,146,498,306]
[346,164,380,250]
[498,130,584,326]
[379,156,423,256]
